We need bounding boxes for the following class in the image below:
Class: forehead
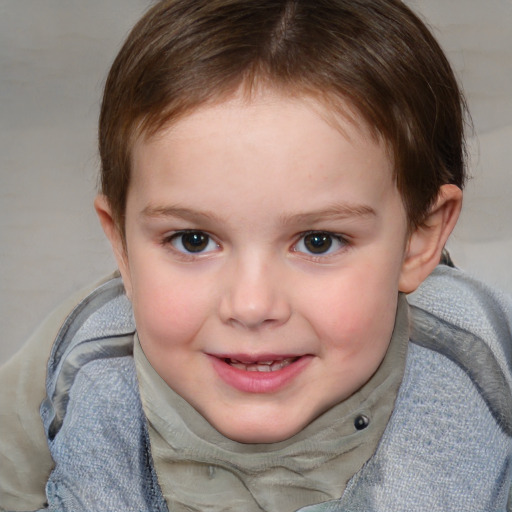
[129,90,396,215]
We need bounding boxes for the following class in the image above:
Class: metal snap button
[354,414,370,431]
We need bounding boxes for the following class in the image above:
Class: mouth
[209,353,312,394]
[224,357,300,373]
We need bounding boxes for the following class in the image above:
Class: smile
[209,354,312,393]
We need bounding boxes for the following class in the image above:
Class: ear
[399,184,462,293]
[94,195,133,299]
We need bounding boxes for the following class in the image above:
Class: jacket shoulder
[408,265,512,436]
[0,273,126,511]
[42,274,135,440]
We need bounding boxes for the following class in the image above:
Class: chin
[213,417,305,444]
[224,429,294,445]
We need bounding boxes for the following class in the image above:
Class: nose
[219,254,292,330]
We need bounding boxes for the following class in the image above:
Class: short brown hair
[99,0,468,233]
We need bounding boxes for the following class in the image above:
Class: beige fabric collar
[135,294,409,512]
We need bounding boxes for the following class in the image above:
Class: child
[1,0,511,510]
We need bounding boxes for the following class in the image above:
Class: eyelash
[161,230,350,259]
[292,231,349,258]
[162,230,220,258]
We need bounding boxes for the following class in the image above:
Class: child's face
[121,91,410,443]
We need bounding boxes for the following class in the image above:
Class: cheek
[300,261,400,350]
[129,264,214,348]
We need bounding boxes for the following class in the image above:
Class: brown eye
[293,231,347,257]
[303,233,333,254]
[171,231,216,253]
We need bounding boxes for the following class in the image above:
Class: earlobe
[94,195,132,298]
[399,184,462,293]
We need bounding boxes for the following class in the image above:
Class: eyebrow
[279,203,376,225]
[141,202,376,225]
[141,205,223,223]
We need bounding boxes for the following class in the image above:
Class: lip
[208,353,313,394]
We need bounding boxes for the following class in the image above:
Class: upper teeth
[226,358,296,372]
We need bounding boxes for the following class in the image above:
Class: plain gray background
[1,0,511,364]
